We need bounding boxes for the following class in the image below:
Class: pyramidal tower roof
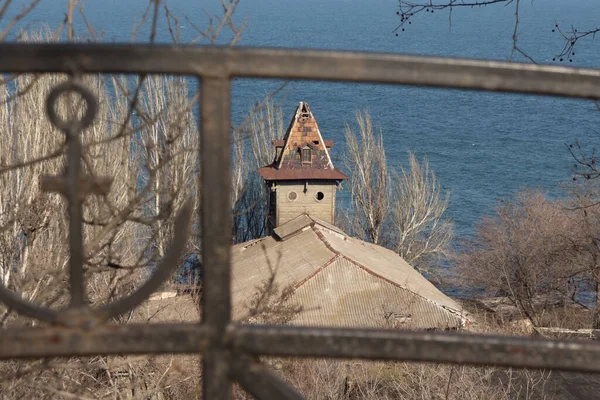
[258,102,348,181]
[276,102,333,169]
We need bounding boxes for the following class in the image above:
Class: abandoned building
[231,102,469,329]
[257,101,348,229]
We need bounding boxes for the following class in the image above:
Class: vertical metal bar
[200,77,232,399]
[66,128,84,307]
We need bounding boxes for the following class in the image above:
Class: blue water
[5,0,600,240]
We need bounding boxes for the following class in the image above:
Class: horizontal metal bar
[0,44,599,99]
[230,324,600,373]
[0,323,208,359]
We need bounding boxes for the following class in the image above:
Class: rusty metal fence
[1,44,600,399]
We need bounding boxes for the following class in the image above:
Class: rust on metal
[0,324,209,359]
[230,324,600,373]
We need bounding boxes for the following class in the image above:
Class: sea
[5,0,600,242]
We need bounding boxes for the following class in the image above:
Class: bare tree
[231,100,284,243]
[563,182,600,328]
[344,110,453,268]
[455,190,580,324]
[392,152,454,267]
[344,110,391,245]
[136,74,200,260]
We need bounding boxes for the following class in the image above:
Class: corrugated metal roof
[231,216,469,328]
[292,257,461,329]
[273,214,314,240]
[272,214,346,241]
[231,228,335,321]
[306,215,346,238]
[314,225,462,314]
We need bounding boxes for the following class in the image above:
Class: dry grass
[0,295,203,399]
[236,357,550,400]
[1,282,582,399]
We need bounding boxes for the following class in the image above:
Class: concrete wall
[275,181,337,225]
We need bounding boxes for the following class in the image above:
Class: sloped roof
[292,257,459,328]
[231,214,469,329]
[257,166,348,181]
[258,102,347,182]
[277,102,333,169]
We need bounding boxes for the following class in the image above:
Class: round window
[288,191,297,201]
[316,192,325,201]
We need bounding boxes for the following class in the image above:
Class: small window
[288,191,297,201]
[316,192,325,201]
[302,148,311,163]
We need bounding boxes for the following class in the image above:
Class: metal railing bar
[231,354,304,400]
[0,45,598,100]
[200,77,233,399]
[65,126,85,308]
[0,286,58,323]
[0,324,208,359]
[4,43,600,396]
[231,324,600,373]
[230,49,600,100]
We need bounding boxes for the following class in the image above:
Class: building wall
[275,181,337,225]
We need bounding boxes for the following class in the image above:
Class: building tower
[258,102,348,230]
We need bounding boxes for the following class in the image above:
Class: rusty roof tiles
[260,102,346,182]
[272,139,333,148]
[273,101,335,171]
